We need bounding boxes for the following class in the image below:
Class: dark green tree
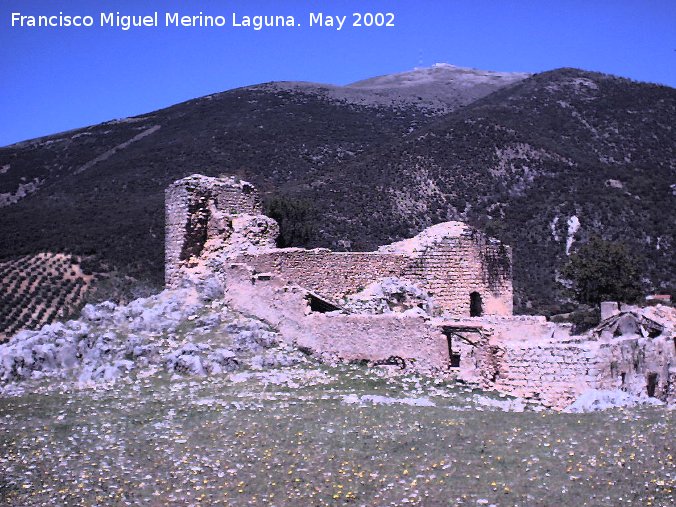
[561,237,643,305]
[264,196,315,248]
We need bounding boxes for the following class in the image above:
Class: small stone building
[165,174,513,317]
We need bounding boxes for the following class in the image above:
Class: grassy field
[0,363,673,506]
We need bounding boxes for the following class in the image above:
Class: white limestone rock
[0,285,289,389]
[563,389,664,412]
[343,277,433,315]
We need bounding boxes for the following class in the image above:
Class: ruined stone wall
[593,336,675,403]
[165,174,513,316]
[484,323,675,409]
[210,257,674,409]
[234,249,411,303]
[218,262,451,372]
[492,342,602,408]
[165,183,190,289]
[402,235,513,316]
[165,175,263,287]
[235,236,513,316]
[305,314,449,369]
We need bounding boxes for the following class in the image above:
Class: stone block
[600,301,620,321]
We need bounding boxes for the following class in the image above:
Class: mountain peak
[347,63,531,90]
[263,64,531,114]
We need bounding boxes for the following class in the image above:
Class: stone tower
[165,174,264,287]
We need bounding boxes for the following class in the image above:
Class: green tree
[264,196,315,248]
[561,237,642,305]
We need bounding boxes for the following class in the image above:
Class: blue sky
[1,0,675,146]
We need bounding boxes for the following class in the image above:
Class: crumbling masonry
[166,175,675,409]
[166,175,513,316]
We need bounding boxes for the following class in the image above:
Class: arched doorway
[470,292,483,317]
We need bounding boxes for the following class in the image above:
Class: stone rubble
[564,389,665,413]
[0,281,306,393]
[342,277,434,315]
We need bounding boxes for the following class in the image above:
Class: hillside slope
[0,85,422,281]
[311,69,676,309]
[1,64,523,280]
[0,65,674,335]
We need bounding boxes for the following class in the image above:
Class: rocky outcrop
[0,280,307,393]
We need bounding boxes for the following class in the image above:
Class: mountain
[314,68,676,311]
[265,63,530,113]
[0,64,674,337]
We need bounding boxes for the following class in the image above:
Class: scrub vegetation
[0,66,673,330]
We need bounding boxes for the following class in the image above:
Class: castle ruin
[166,174,513,317]
[166,174,675,409]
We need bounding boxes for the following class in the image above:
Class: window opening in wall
[441,327,461,368]
[470,291,483,317]
[646,373,658,398]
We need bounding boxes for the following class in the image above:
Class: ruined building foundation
[166,174,675,409]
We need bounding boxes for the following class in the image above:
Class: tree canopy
[561,237,643,305]
[264,196,315,248]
